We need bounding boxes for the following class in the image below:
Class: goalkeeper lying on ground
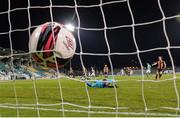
[84,79,117,88]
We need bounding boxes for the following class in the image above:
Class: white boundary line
[0,105,179,117]
[0,102,128,110]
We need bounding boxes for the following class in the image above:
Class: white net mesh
[0,0,180,117]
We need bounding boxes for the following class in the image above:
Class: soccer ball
[29,22,76,68]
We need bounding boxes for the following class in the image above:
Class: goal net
[0,0,180,117]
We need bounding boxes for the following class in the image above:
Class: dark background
[0,0,180,69]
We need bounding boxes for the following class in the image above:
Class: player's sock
[155,75,157,79]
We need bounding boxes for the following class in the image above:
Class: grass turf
[0,74,180,117]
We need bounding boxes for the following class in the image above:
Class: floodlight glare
[65,24,75,32]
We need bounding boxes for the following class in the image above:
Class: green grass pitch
[0,74,180,117]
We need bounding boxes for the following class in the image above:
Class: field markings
[0,102,128,110]
[0,104,179,117]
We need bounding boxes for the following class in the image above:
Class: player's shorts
[104,72,108,77]
[146,70,151,74]
[157,69,163,74]
[91,73,95,77]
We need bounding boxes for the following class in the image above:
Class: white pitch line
[0,105,179,117]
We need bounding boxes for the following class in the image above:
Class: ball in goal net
[0,0,180,117]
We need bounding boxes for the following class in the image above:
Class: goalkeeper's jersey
[91,79,114,88]
[91,80,105,88]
